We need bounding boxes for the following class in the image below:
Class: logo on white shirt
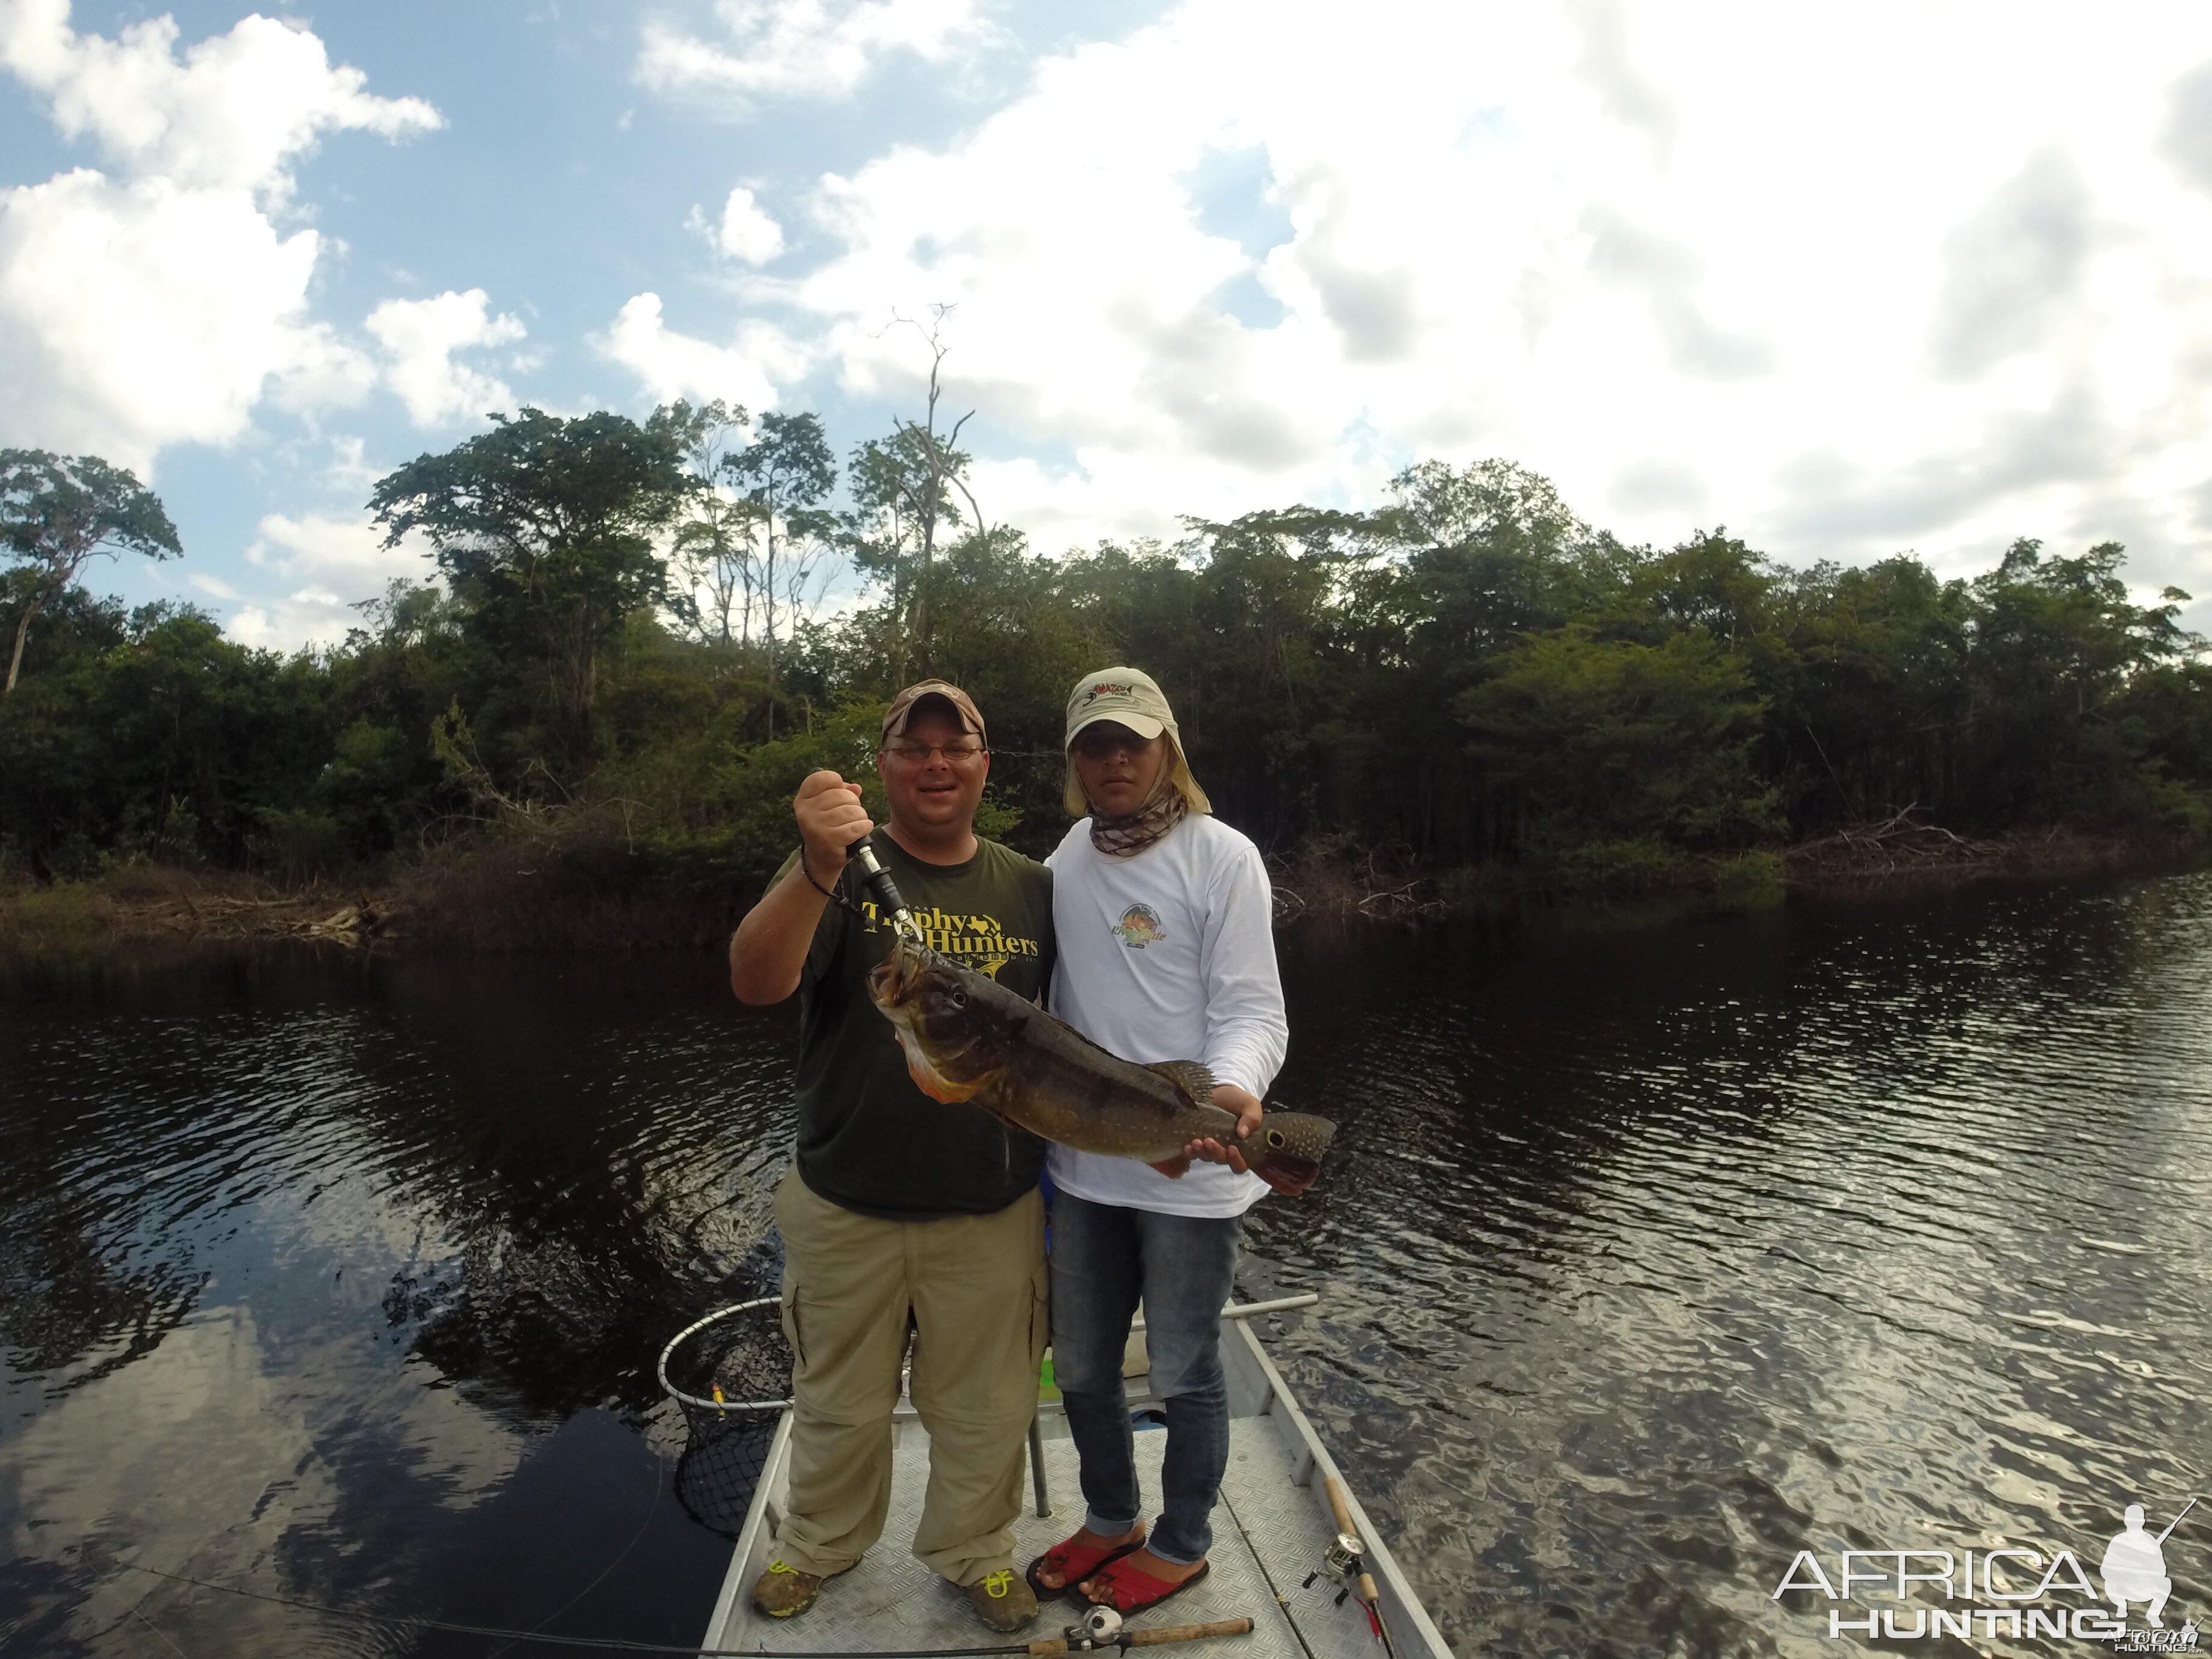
[1110,903,1166,949]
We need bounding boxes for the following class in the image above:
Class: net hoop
[657,1297,792,1414]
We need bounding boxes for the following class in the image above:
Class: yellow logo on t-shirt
[857,900,1040,980]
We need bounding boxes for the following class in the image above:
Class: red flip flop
[1025,1531,1146,1603]
[1082,1556,1211,1615]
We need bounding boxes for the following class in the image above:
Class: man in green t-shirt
[729,680,1054,1634]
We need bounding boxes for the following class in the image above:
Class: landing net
[658,1298,793,1537]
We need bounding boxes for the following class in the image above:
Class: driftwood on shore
[1269,841,1448,922]
[160,891,391,944]
[1780,805,2137,883]
[0,874,396,949]
[1782,806,1998,878]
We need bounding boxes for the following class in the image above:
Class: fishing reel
[1059,1604,1124,1648]
[1306,1529,1367,1601]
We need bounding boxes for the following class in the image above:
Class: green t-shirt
[780,828,1055,1218]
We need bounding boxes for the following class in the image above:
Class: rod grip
[1325,1474,1359,1541]
[1125,1618,1256,1645]
[846,836,911,923]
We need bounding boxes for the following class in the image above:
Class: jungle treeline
[5,403,2211,941]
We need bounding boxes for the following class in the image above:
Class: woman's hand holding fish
[1182,1083,1262,1174]
[796,769,873,878]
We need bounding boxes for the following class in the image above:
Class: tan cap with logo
[1065,667,1178,747]
[882,679,988,747]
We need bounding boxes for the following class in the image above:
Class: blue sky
[10,0,2212,648]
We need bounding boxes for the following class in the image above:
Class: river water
[3,872,2208,1657]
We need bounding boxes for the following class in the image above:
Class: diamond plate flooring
[712,1416,1383,1656]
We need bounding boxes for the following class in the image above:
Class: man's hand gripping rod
[848,835,926,942]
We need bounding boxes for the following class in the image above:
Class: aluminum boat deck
[701,1308,1455,1658]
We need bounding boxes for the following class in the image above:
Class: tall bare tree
[723,411,837,739]
[667,401,757,648]
[848,307,989,677]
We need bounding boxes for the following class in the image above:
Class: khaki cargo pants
[771,1169,1048,1587]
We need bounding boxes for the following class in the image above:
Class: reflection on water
[4,874,2210,1656]
[0,955,775,1657]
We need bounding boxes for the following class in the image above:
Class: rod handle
[846,836,912,924]
[1125,1618,1256,1645]
[1025,1615,1256,1653]
[1325,1473,1360,1541]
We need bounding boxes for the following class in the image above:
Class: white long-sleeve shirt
[1044,811,1288,1217]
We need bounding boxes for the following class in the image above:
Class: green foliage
[1460,626,1781,851]
[8,436,2211,909]
[368,406,698,773]
[0,599,335,876]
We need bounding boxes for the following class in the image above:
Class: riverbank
[3,815,2201,953]
[0,866,396,953]
[1268,813,2206,920]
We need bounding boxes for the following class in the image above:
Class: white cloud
[704,185,786,263]
[188,570,242,600]
[0,168,369,469]
[748,0,2212,602]
[365,289,527,427]
[0,0,439,198]
[322,434,383,495]
[247,509,420,581]
[0,1,438,469]
[636,0,986,109]
[225,501,436,650]
[1925,148,2102,382]
[597,292,781,411]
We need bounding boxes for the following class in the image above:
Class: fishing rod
[1321,1474,1401,1659]
[848,833,926,941]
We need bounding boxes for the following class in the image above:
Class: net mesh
[659,1298,793,1538]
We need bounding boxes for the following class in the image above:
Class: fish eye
[1266,1129,1285,1147]
[949,989,967,1007]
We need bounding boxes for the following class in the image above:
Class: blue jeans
[1049,1191,1241,1566]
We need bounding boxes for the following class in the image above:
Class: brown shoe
[966,1567,1040,1633]
[752,1559,840,1619]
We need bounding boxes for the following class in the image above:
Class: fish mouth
[866,932,929,1012]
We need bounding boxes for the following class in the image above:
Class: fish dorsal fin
[1145,1059,1217,1105]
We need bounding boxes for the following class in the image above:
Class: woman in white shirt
[1024,667,1290,1617]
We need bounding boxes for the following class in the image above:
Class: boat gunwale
[1223,1317,1456,1659]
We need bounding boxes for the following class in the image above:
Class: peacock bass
[867,935,1334,1196]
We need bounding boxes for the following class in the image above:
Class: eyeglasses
[1071,727,1156,760]
[881,741,988,763]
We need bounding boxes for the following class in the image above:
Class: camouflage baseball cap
[882,679,988,747]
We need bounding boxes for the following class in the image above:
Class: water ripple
[7,873,2212,1656]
